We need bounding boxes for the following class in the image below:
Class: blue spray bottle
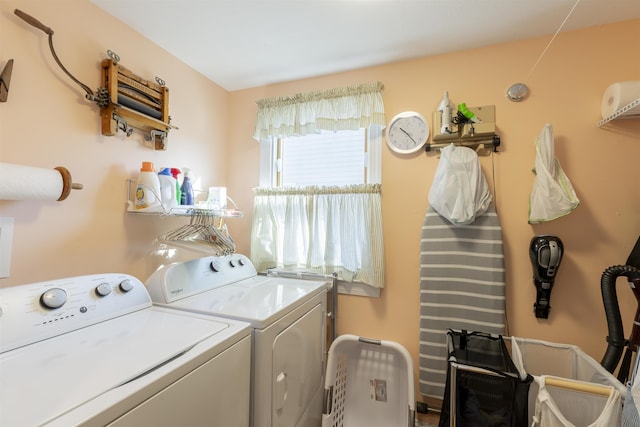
[180,168,194,206]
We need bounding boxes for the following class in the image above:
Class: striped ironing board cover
[419,203,505,400]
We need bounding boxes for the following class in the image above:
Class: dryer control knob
[210,260,222,272]
[238,258,245,266]
[119,279,134,293]
[40,288,67,309]
[229,259,237,268]
[95,282,112,297]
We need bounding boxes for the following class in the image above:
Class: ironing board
[418,203,505,400]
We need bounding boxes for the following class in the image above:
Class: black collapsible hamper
[439,329,533,427]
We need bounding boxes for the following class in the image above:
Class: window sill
[265,268,380,298]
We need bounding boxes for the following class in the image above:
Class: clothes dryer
[0,273,251,426]
[146,254,330,427]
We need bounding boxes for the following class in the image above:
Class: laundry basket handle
[358,336,382,345]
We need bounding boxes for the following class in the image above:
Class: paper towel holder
[54,166,83,201]
[0,163,83,202]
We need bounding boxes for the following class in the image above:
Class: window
[281,129,365,187]
[260,128,382,188]
[251,82,386,295]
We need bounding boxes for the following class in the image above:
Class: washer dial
[40,288,67,309]
[119,279,134,292]
[95,283,112,297]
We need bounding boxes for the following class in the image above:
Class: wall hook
[145,129,167,151]
[113,113,133,137]
[0,59,14,102]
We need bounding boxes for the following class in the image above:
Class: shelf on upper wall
[126,205,243,218]
[125,179,242,218]
[598,98,640,127]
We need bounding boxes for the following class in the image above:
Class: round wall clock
[386,111,430,154]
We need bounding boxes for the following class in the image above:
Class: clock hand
[400,127,417,144]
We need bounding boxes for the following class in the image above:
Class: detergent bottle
[180,168,194,206]
[158,168,178,211]
[135,161,162,211]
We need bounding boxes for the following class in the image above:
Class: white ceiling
[91,0,640,91]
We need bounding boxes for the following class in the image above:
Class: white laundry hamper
[508,337,626,426]
[322,334,415,427]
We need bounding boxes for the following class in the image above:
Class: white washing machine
[0,273,251,427]
[146,254,330,427]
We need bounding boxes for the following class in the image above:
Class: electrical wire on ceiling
[506,0,583,102]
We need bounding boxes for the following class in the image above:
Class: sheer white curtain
[251,185,384,288]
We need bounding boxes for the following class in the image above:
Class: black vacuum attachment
[600,235,640,381]
[529,235,564,319]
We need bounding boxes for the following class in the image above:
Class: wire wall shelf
[598,98,640,127]
[125,179,242,218]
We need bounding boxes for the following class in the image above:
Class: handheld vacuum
[529,235,564,319]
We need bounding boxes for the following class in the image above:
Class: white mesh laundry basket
[531,375,622,426]
[508,337,626,426]
[322,334,415,427]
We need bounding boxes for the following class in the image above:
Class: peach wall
[228,19,640,402]
[1,0,229,285]
[2,0,639,408]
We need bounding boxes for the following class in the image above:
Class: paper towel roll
[0,163,82,201]
[601,81,640,119]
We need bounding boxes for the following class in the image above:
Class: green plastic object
[457,103,478,122]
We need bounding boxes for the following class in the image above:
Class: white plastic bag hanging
[428,144,491,225]
[528,124,579,224]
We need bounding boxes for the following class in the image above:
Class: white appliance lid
[0,307,240,427]
[165,276,328,328]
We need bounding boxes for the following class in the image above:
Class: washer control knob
[40,288,67,309]
[229,259,237,268]
[119,279,134,293]
[95,282,112,297]
[210,260,223,272]
[237,258,245,266]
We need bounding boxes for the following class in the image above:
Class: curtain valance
[253,81,385,140]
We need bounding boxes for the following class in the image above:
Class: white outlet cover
[0,217,14,278]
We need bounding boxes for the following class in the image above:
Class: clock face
[386,111,429,154]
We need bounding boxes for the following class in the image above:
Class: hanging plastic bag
[428,144,492,226]
[528,124,579,224]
